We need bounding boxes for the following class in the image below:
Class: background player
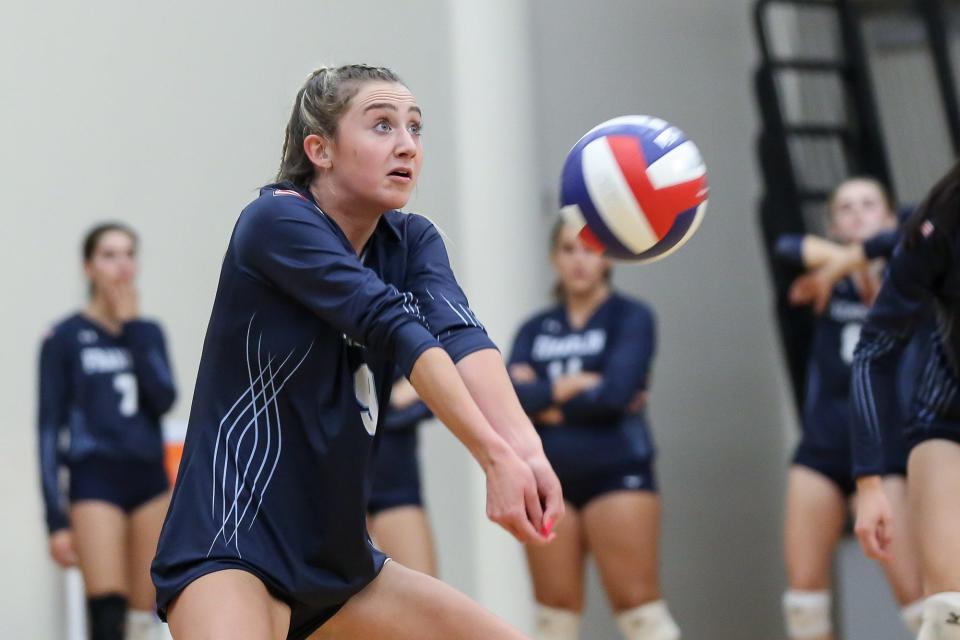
[150,64,563,640]
[776,178,923,639]
[508,221,680,640]
[853,162,960,640]
[367,372,437,576]
[38,223,177,640]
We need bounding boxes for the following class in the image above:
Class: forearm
[38,428,67,533]
[803,236,865,271]
[513,380,554,414]
[561,389,625,423]
[120,322,177,414]
[408,347,512,468]
[456,349,544,459]
[856,475,884,492]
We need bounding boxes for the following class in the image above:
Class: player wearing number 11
[508,221,680,640]
[37,223,177,640]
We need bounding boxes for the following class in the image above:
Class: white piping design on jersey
[388,285,428,329]
[425,287,484,332]
[207,314,313,557]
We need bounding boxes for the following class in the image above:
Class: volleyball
[560,115,709,262]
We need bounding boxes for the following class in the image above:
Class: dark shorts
[906,422,960,455]
[794,410,908,495]
[70,454,169,513]
[368,428,422,516]
[154,554,389,640]
[558,458,658,510]
[539,421,657,510]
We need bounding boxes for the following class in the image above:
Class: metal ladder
[753,0,960,410]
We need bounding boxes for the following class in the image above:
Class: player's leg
[166,569,291,640]
[310,560,531,640]
[909,440,960,639]
[581,490,679,640]
[71,501,130,640]
[525,504,586,640]
[782,466,847,640]
[127,490,172,639]
[872,476,924,633]
[368,506,438,576]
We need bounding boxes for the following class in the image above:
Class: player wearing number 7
[37,223,177,640]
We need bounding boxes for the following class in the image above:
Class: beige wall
[528,2,792,637]
[1,2,794,638]
[0,1,468,635]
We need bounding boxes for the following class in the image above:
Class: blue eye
[408,122,423,136]
[375,120,392,133]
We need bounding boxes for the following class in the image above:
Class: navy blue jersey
[800,279,869,437]
[508,292,655,440]
[37,314,176,532]
[152,183,492,618]
[852,221,960,477]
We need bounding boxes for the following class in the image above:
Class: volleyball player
[508,221,680,640]
[150,64,563,640]
[853,162,960,639]
[776,178,923,639]
[39,223,177,640]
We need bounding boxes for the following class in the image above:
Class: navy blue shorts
[154,554,389,640]
[794,406,908,495]
[70,454,169,512]
[368,428,422,516]
[906,422,960,455]
[539,422,657,510]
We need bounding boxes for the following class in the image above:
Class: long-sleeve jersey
[508,293,655,431]
[37,314,176,532]
[776,235,872,423]
[851,220,960,477]
[776,232,929,446]
[152,182,493,611]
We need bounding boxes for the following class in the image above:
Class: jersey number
[354,364,379,436]
[547,356,583,381]
[841,323,862,365]
[113,373,139,417]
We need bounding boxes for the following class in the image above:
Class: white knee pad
[919,592,960,640]
[902,598,925,634]
[783,590,831,639]
[126,609,158,640]
[615,600,681,640]
[534,605,581,640]
[124,609,160,640]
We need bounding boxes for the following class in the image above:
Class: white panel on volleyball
[645,140,707,190]
[559,203,588,233]
[581,138,658,254]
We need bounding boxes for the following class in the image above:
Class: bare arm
[408,347,556,543]
[455,349,564,535]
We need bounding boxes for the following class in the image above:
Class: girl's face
[829,179,896,243]
[325,81,423,212]
[552,224,610,298]
[84,230,137,293]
